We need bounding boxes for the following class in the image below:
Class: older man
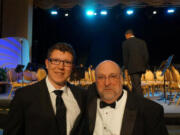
[4,43,85,135]
[80,60,168,135]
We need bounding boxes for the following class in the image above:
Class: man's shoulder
[143,97,162,108]
[67,83,86,100]
[12,80,46,103]
[133,94,163,110]
[86,83,98,100]
[122,37,137,45]
[134,37,146,44]
[68,82,86,92]
[127,93,163,109]
[15,79,45,95]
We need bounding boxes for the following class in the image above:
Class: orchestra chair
[7,69,27,98]
[143,70,156,97]
[123,70,132,91]
[23,70,37,82]
[141,73,149,96]
[36,68,47,81]
[169,66,180,105]
[155,70,165,93]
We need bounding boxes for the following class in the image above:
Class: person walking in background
[122,29,149,96]
[80,60,168,135]
[4,42,85,135]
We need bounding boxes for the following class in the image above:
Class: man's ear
[45,59,49,69]
[120,75,123,85]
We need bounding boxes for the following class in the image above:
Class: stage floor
[144,92,180,114]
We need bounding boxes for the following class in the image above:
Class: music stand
[25,63,38,72]
[160,55,173,103]
[15,64,25,83]
[15,64,24,73]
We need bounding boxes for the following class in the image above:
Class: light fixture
[100,10,108,15]
[50,10,58,15]
[126,9,134,15]
[167,8,175,14]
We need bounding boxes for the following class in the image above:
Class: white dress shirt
[93,90,127,135]
[46,77,80,135]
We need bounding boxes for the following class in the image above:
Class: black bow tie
[99,91,124,109]
[100,101,116,108]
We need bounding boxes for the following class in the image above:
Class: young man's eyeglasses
[48,58,73,67]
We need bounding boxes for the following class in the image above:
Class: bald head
[95,60,123,103]
[95,60,121,75]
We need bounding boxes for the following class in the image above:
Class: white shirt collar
[116,89,127,108]
[46,76,69,95]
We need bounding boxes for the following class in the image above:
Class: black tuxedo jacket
[4,79,86,135]
[80,84,168,135]
[122,37,149,74]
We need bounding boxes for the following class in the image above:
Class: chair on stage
[88,66,95,83]
[155,70,165,93]
[36,68,47,81]
[143,70,156,97]
[141,73,149,96]
[6,68,18,82]
[161,68,172,99]
[7,65,36,98]
[168,66,180,105]
[23,70,37,82]
[123,70,132,91]
[83,71,90,85]
[7,68,27,98]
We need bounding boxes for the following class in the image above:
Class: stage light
[153,11,157,15]
[167,8,175,14]
[94,12,97,16]
[126,9,134,15]
[100,10,107,15]
[51,10,58,15]
[86,10,95,16]
[65,13,69,17]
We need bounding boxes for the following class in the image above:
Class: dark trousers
[130,73,143,96]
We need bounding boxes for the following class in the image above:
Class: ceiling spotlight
[50,10,58,15]
[126,9,134,15]
[153,11,157,15]
[86,10,95,16]
[167,8,175,14]
[65,13,69,17]
[100,10,108,15]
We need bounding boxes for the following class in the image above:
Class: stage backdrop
[0,37,30,69]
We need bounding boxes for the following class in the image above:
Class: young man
[4,42,85,135]
[80,60,168,135]
[122,29,149,96]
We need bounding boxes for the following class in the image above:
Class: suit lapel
[38,79,60,133]
[38,79,55,117]
[88,97,97,135]
[121,92,137,135]
[84,83,99,135]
